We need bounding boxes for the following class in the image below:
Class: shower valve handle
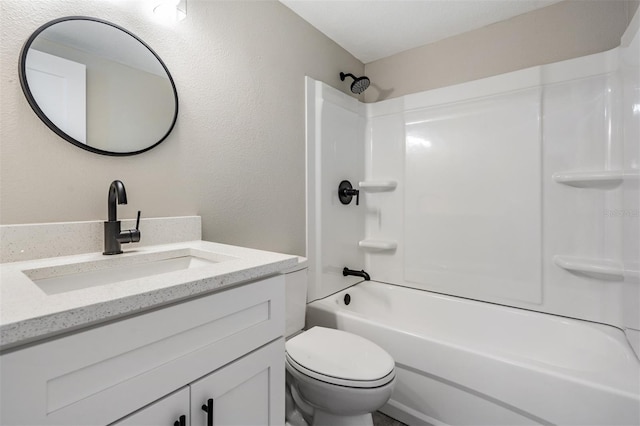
[343,188,360,205]
[339,180,359,206]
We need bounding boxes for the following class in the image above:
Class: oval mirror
[19,17,178,156]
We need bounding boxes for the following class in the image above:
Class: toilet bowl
[284,259,396,426]
[286,326,396,426]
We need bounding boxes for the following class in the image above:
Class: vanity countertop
[0,240,297,350]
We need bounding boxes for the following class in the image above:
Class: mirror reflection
[20,17,178,156]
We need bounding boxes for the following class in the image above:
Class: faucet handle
[117,211,141,245]
[128,210,142,243]
[338,180,360,206]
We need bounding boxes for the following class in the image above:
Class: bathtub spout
[343,267,370,281]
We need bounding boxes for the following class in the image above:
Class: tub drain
[344,294,351,305]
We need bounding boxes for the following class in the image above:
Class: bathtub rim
[307,280,640,396]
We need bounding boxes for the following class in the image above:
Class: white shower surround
[305,16,639,423]
[306,11,639,342]
[363,45,640,331]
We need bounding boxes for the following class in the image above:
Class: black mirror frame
[19,16,179,157]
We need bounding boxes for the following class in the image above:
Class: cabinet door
[191,338,284,426]
[110,387,189,426]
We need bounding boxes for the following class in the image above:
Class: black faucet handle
[116,212,142,245]
[338,180,360,206]
[129,211,142,243]
[118,228,141,244]
[130,229,141,243]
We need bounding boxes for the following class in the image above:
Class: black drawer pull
[201,398,213,426]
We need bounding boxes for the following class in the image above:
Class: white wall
[0,0,363,256]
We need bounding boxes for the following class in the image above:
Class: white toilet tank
[284,257,308,338]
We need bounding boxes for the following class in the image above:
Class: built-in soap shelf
[554,255,639,280]
[552,170,639,187]
[359,239,397,251]
[358,180,397,192]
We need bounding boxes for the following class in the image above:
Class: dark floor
[372,411,408,426]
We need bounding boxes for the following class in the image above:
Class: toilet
[284,258,396,426]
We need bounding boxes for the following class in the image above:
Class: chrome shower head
[340,72,370,94]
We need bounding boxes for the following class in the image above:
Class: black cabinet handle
[173,414,186,426]
[201,398,213,426]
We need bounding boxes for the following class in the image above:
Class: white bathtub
[306,281,640,426]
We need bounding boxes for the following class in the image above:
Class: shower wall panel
[363,34,639,329]
[541,73,628,324]
[305,78,366,302]
[403,89,542,304]
[361,103,406,285]
[620,20,640,349]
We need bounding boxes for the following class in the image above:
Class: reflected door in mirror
[26,49,87,144]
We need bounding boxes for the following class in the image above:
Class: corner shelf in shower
[552,170,640,187]
[358,180,397,192]
[553,255,639,280]
[358,239,398,251]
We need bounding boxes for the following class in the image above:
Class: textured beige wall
[364,0,640,102]
[0,0,363,256]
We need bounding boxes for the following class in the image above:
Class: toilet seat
[285,327,395,388]
[286,353,395,388]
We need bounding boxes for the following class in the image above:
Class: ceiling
[279,0,563,63]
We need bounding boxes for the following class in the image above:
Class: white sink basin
[22,248,236,295]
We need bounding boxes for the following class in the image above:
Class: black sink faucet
[103,180,141,255]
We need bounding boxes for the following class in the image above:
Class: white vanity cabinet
[0,275,285,425]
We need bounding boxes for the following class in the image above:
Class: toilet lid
[285,327,395,382]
